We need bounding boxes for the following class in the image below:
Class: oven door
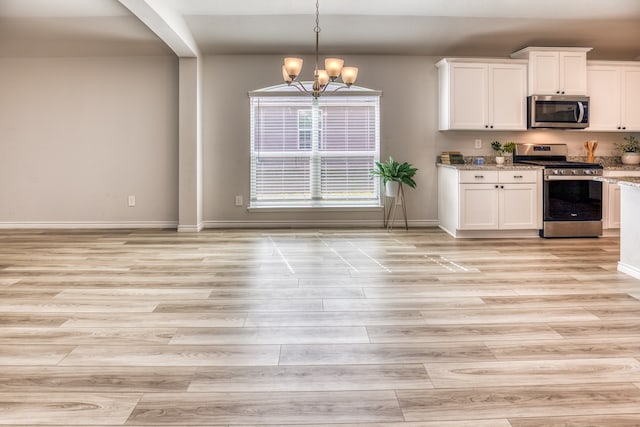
[542,176,602,237]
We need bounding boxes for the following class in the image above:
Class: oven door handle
[545,175,598,181]
[576,101,585,123]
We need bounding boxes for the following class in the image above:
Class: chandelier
[281,0,358,98]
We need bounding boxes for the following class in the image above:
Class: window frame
[249,83,382,209]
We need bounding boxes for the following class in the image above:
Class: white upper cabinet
[511,47,591,95]
[587,62,640,132]
[437,59,527,131]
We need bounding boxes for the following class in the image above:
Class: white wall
[0,56,179,227]
[203,54,438,227]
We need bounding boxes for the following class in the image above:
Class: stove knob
[552,170,559,175]
[584,169,592,175]
[560,170,567,175]
[572,169,579,175]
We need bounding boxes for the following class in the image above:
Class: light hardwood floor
[2,228,640,426]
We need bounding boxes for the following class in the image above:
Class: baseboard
[440,226,541,239]
[0,219,439,231]
[0,221,178,229]
[177,223,204,233]
[203,219,439,229]
[618,262,640,280]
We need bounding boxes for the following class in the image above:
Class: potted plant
[491,141,505,165]
[617,135,640,165]
[371,157,418,197]
[503,142,516,164]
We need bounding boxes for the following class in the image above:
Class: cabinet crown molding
[588,60,640,67]
[436,57,526,67]
[511,46,592,59]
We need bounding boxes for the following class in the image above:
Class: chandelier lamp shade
[282,0,358,98]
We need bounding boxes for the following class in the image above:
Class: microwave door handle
[577,102,585,123]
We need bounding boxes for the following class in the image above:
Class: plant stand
[384,182,408,231]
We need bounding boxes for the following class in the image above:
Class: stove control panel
[545,168,603,177]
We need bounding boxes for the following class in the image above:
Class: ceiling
[1,0,639,60]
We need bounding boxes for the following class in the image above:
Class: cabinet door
[489,64,527,130]
[559,52,588,95]
[587,66,621,131]
[606,183,621,229]
[499,183,539,229]
[449,63,488,129]
[621,68,640,131]
[529,51,559,95]
[459,184,499,230]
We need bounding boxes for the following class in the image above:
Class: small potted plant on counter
[491,141,505,165]
[617,135,640,165]
[371,157,418,197]
[503,142,516,164]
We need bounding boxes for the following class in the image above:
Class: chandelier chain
[314,0,321,33]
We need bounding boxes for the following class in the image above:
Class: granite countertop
[437,163,543,171]
[595,176,640,188]
[603,165,640,171]
[438,163,640,171]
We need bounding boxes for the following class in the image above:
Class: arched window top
[249,82,382,98]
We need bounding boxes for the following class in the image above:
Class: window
[249,84,381,208]
[297,110,313,150]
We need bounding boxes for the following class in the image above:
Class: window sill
[247,205,384,213]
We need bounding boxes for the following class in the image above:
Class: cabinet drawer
[459,170,499,183]
[498,170,538,183]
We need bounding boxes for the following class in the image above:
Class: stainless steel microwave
[527,95,589,129]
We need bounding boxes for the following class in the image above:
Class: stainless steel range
[514,143,603,238]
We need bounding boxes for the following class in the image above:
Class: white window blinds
[250,93,381,208]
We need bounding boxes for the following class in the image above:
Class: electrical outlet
[235,195,243,206]
[475,139,482,149]
[127,195,136,207]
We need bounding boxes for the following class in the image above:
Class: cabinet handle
[475,175,484,179]
[484,125,489,128]
[495,185,499,188]
[500,185,504,189]
[623,126,627,130]
[490,125,494,129]
[556,90,561,94]
[514,175,523,179]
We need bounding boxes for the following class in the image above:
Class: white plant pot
[621,152,640,165]
[385,181,400,197]
[495,156,505,165]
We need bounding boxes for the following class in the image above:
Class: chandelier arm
[327,84,350,94]
[289,81,313,96]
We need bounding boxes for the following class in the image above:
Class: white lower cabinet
[603,170,640,230]
[438,166,541,237]
[499,183,539,229]
[459,184,499,229]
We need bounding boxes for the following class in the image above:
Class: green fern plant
[371,157,418,188]
[503,142,516,154]
[617,135,640,153]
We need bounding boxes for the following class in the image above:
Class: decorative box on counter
[440,151,464,165]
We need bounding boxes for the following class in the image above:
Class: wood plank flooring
[1,228,640,426]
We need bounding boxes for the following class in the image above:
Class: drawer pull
[475,175,484,179]
[514,175,523,179]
